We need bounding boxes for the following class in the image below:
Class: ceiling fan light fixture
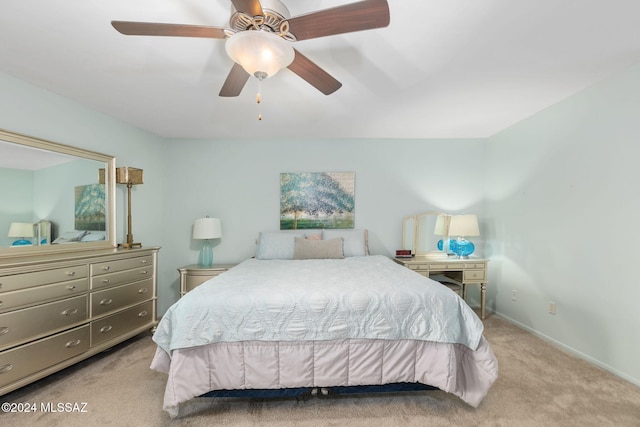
[225,30,294,79]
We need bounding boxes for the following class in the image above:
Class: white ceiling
[2,0,640,140]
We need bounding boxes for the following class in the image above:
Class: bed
[151,230,498,417]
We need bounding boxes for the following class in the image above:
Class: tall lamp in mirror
[8,222,34,246]
[449,214,480,258]
[193,217,222,267]
[116,167,143,249]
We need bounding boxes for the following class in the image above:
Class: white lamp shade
[225,30,294,78]
[8,222,34,238]
[193,218,222,240]
[448,214,480,237]
[433,214,450,236]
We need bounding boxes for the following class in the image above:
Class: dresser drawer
[0,325,90,388]
[91,301,153,346]
[0,277,88,313]
[0,265,87,293]
[463,269,486,282]
[0,295,88,351]
[463,263,486,269]
[91,266,153,290]
[90,278,153,318]
[91,256,154,276]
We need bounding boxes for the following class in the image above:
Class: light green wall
[0,167,33,246]
[485,62,640,386]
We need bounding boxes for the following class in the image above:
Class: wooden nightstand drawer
[179,264,237,296]
[407,264,429,271]
[463,270,486,281]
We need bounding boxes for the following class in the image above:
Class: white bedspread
[153,256,484,354]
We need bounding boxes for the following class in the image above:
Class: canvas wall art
[280,172,355,230]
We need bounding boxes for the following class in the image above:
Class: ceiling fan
[111,0,390,97]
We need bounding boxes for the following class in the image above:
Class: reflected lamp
[8,222,34,246]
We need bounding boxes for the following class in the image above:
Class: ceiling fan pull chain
[256,74,264,121]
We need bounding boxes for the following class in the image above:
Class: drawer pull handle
[66,339,82,348]
[102,279,110,284]
[67,271,76,276]
[0,301,3,307]
[62,308,79,316]
[0,326,9,336]
[102,266,111,271]
[100,325,113,333]
[138,287,148,294]
[100,298,113,306]
[0,364,13,374]
[66,285,76,290]
[141,259,148,264]
[140,270,148,275]
[138,310,148,318]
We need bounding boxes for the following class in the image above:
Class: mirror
[402,211,450,257]
[0,129,116,257]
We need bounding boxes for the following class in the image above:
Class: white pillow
[293,237,344,259]
[321,229,368,257]
[256,231,305,260]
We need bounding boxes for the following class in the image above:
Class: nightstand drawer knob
[138,310,148,318]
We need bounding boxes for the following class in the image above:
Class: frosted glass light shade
[225,30,294,78]
[193,218,222,239]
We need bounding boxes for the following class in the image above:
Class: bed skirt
[151,337,498,418]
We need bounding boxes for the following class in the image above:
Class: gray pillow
[293,237,344,259]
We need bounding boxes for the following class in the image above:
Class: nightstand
[394,256,488,320]
[178,264,237,297]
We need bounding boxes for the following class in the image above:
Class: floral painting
[280,172,355,230]
[75,183,106,230]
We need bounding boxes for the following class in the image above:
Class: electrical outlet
[548,301,556,315]
[511,290,517,301]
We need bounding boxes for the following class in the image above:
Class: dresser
[178,264,236,297]
[394,256,488,320]
[0,247,159,395]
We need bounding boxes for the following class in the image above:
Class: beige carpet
[2,314,640,426]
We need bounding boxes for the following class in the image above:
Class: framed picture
[280,172,355,230]
[74,183,106,231]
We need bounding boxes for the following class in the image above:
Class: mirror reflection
[403,211,451,257]
[0,130,115,254]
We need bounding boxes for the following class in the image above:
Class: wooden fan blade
[286,0,390,41]
[219,63,251,97]
[230,0,263,16]
[111,21,226,39]
[287,49,342,95]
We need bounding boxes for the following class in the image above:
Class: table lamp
[193,217,222,267]
[448,214,480,258]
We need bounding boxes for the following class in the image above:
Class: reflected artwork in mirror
[0,129,116,257]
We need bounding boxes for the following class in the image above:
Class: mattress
[151,256,498,417]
